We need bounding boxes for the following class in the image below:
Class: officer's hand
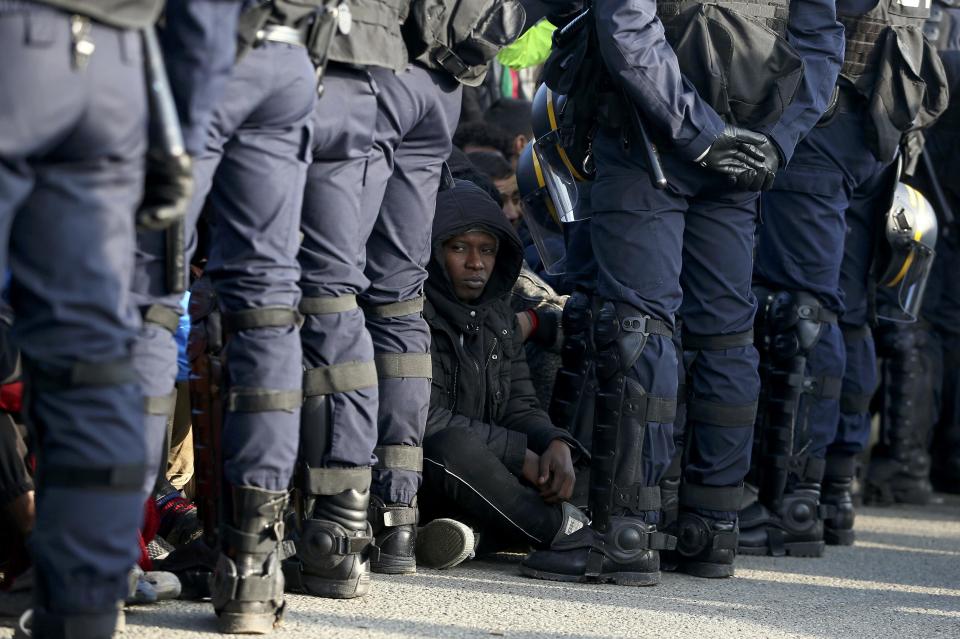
[738,134,781,192]
[137,150,194,231]
[698,125,767,182]
[537,439,576,504]
[526,306,562,349]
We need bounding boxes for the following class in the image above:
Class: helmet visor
[532,136,582,223]
[878,245,935,323]
[522,187,567,275]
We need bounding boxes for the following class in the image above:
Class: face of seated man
[442,231,499,303]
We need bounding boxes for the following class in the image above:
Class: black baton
[628,100,668,190]
[143,28,187,294]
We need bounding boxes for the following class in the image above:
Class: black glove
[137,150,194,231]
[698,125,767,182]
[738,135,781,192]
[528,306,562,349]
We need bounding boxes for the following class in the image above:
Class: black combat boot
[671,512,738,578]
[369,496,418,574]
[521,514,666,586]
[661,483,741,578]
[283,488,373,599]
[738,483,826,557]
[863,448,933,505]
[821,454,856,545]
[211,486,289,634]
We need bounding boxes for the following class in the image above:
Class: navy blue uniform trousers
[0,5,146,614]
[364,66,461,505]
[299,64,460,505]
[591,128,761,501]
[298,67,381,476]
[756,104,892,460]
[132,42,316,491]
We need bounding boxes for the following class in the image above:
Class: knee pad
[593,301,674,380]
[756,288,836,361]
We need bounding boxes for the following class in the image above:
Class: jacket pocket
[666,4,804,128]
[864,25,949,162]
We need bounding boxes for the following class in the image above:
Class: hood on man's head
[429,179,524,306]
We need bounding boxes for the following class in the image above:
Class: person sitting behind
[415,180,589,570]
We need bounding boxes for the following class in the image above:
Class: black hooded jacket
[424,181,583,477]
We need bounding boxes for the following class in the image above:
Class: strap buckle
[621,315,661,336]
[432,45,469,80]
[257,25,307,47]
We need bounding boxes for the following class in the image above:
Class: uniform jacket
[586,0,844,163]
[424,181,585,477]
[161,0,242,156]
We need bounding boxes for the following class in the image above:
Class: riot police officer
[283,0,414,599]
[521,0,844,584]
[0,1,163,636]
[744,0,947,554]
[286,0,523,595]
[865,185,941,507]
[865,0,960,504]
[131,0,323,632]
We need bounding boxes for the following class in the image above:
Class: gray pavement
[3,495,959,639]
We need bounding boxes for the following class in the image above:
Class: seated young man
[416,180,589,570]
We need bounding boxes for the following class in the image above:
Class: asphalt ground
[4,494,958,639]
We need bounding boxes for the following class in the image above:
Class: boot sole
[371,554,417,575]
[282,561,371,599]
[416,519,475,570]
[304,572,370,599]
[518,564,660,587]
[216,612,279,635]
[738,540,825,558]
[678,561,734,579]
[824,528,855,546]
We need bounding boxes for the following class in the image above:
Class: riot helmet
[876,183,938,323]
[531,83,596,183]
[517,141,569,275]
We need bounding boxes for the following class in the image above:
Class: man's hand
[738,134,781,191]
[522,449,541,486]
[698,125,767,183]
[536,440,576,504]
